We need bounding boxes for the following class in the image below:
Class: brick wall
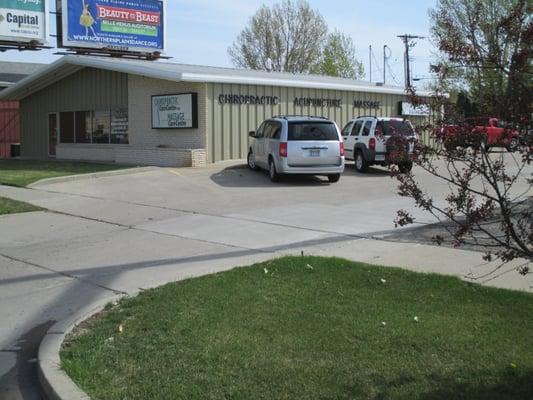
[56,144,206,168]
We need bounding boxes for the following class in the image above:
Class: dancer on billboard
[79,1,97,37]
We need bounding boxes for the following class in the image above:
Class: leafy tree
[392,0,532,273]
[429,0,532,122]
[314,31,364,79]
[228,0,328,73]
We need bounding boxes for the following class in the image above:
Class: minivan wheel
[328,174,341,183]
[269,159,280,182]
[355,151,369,173]
[247,150,258,170]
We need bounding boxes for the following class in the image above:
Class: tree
[313,31,365,79]
[392,0,532,273]
[228,0,328,73]
[429,0,532,122]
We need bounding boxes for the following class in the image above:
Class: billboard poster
[152,93,198,130]
[0,0,47,44]
[61,0,165,53]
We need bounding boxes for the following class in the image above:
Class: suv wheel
[269,158,280,182]
[328,174,341,183]
[398,161,413,174]
[355,151,369,173]
[247,150,258,170]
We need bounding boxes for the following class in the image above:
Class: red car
[438,117,520,152]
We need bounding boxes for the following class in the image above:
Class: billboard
[152,93,198,129]
[0,0,47,45]
[61,0,165,54]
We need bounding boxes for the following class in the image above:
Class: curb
[38,294,125,400]
[28,167,159,188]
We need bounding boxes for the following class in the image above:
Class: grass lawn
[61,256,533,400]
[0,197,42,215]
[0,159,130,187]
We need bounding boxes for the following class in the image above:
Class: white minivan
[247,116,345,182]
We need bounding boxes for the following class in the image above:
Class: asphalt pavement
[1,159,531,399]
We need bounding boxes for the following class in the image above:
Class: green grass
[61,256,533,400]
[0,197,42,215]
[0,159,130,187]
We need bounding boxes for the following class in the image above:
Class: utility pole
[397,34,424,90]
[383,45,391,85]
[369,45,372,83]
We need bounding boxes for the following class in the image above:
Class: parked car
[439,117,520,152]
[247,116,345,182]
[341,116,417,173]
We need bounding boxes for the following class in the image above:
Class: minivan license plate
[310,149,320,157]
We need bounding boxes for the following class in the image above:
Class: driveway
[1,159,531,399]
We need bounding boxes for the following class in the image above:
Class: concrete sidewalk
[0,163,531,399]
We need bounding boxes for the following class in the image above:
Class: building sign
[0,0,47,44]
[399,101,430,116]
[61,0,165,54]
[218,94,279,105]
[353,100,381,109]
[215,94,383,110]
[152,93,198,129]
[294,97,341,108]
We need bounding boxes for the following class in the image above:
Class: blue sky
[1,0,438,87]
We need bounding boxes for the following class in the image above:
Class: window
[341,122,353,137]
[352,121,363,136]
[57,109,128,145]
[75,111,92,143]
[362,121,372,136]
[287,122,339,141]
[92,111,111,144]
[377,120,414,136]
[255,122,266,138]
[264,121,282,139]
[272,122,282,139]
[59,112,74,143]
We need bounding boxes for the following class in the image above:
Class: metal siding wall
[20,68,128,158]
[207,83,433,163]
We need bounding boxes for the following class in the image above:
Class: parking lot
[0,157,531,399]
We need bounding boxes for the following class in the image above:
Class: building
[0,56,432,167]
[0,61,45,158]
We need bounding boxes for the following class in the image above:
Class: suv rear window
[377,120,414,136]
[287,122,339,141]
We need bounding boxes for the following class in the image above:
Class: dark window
[272,122,282,139]
[377,120,414,136]
[362,121,372,136]
[255,122,266,138]
[287,122,339,141]
[59,112,74,143]
[341,122,353,137]
[92,111,111,144]
[264,121,282,139]
[75,111,92,143]
[352,121,363,136]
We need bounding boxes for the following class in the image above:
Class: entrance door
[48,113,58,156]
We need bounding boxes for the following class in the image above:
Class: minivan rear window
[287,122,339,141]
[376,120,414,136]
